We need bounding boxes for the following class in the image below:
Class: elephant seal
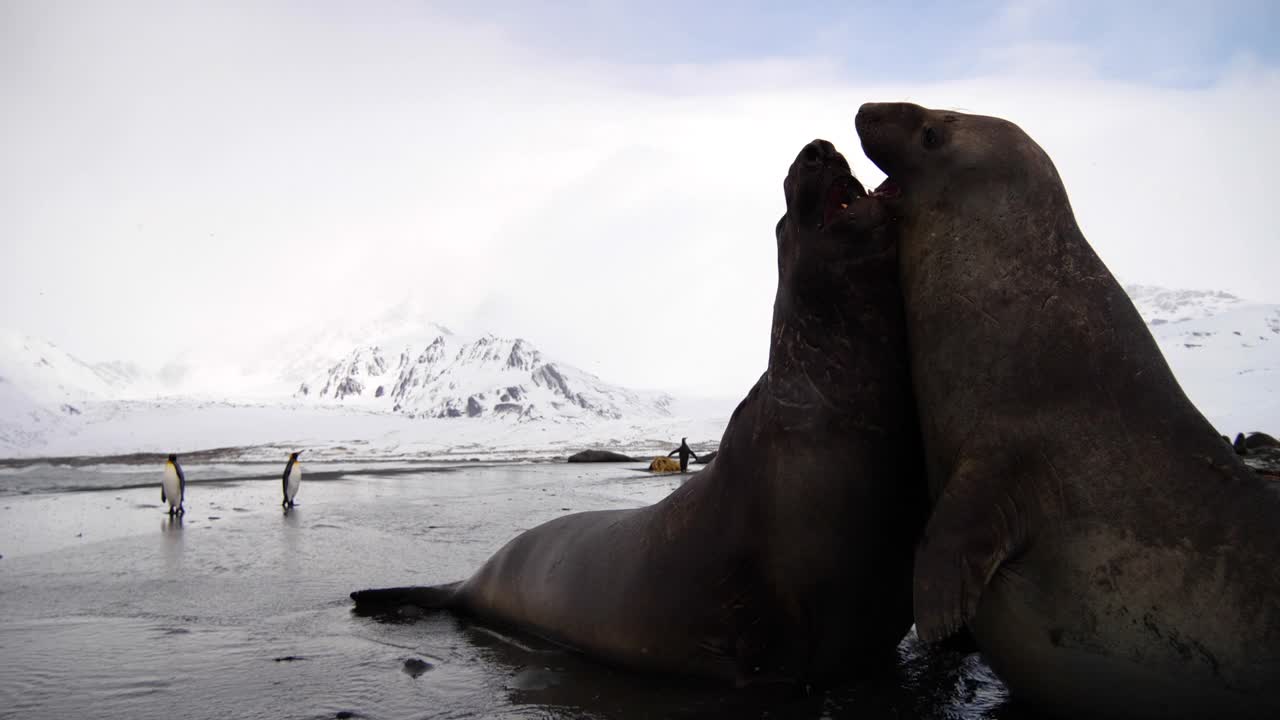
[352,140,927,686]
[1239,431,1280,453]
[1246,431,1280,450]
[566,449,636,463]
[856,102,1280,719]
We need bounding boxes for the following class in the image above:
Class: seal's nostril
[801,145,820,163]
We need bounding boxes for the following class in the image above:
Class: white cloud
[2,2,1278,399]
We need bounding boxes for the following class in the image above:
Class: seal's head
[854,102,1065,217]
[776,140,895,302]
[781,139,889,242]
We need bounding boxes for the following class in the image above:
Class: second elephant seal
[857,101,1280,719]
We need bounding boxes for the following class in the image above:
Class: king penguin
[161,453,185,516]
[282,450,303,508]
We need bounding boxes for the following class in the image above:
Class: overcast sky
[3,1,1278,397]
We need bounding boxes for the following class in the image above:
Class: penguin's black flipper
[161,488,167,503]
[351,582,462,616]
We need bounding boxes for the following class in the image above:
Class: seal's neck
[765,248,905,413]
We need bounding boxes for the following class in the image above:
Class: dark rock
[532,364,572,400]
[567,450,636,463]
[374,385,385,398]
[1243,447,1280,478]
[505,339,540,370]
[335,377,363,399]
[402,657,434,678]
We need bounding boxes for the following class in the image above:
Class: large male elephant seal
[352,140,927,686]
[856,102,1280,719]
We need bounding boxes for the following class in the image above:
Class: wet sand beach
[0,460,1027,719]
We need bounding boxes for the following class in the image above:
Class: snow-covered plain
[1,283,1275,459]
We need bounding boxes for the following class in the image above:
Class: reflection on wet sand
[2,462,1038,718]
[459,620,1030,719]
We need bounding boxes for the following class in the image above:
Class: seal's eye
[922,126,941,150]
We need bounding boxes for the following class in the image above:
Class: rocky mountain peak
[296,332,669,422]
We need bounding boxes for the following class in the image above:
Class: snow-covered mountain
[296,333,673,421]
[0,285,1275,458]
[0,318,684,456]
[1123,285,1279,435]
[0,331,143,451]
[0,331,150,408]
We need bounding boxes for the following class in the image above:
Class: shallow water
[0,461,1031,719]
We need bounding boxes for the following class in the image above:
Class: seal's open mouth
[870,178,901,199]
[821,175,868,229]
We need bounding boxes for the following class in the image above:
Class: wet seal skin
[857,101,1280,720]
[352,140,927,687]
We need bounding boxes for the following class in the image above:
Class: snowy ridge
[1123,284,1248,325]
[298,334,672,421]
[1137,301,1280,434]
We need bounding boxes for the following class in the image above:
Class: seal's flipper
[913,461,1028,644]
[350,582,462,614]
[935,625,980,654]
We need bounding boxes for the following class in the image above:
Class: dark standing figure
[1233,432,1250,456]
[161,453,185,516]
[667,437,699,473]
[282,450,303,508]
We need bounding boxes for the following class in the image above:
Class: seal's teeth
[839,203,849,209]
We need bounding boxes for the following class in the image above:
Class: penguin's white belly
[162,465,182,507]
[285,467,301,500]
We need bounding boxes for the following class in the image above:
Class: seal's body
[857,102,1280,719]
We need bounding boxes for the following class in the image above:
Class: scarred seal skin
[352,139,927,687]
[857,101,1280,720]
